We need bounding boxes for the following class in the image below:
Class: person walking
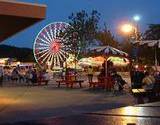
[87,66,94,83]
[0,67,4,87]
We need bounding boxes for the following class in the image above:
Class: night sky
[2,0,160,48]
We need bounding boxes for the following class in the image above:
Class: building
[0,0,46,42]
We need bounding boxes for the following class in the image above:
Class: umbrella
[89,45,128,57]
[133,40,160,67]
[88,46,129,90]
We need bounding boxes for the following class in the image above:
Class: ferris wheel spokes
[37,51,51,63]
[44,28,53,42]
[40,32,52,44]
[49,25,54,40]
[34,22,81,69]
[37,37,50,46]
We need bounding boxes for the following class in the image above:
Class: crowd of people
[0,63,160,92]
[131,67,160,90]
[0,66,50,87]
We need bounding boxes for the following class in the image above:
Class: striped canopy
[132,40,160,67]
[133,40,160,48]
[89,46,128,57]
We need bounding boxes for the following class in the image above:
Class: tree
[139,24,160,65]
[95,23,118,47]
[143,24,160,40]
[132,24,160,64]
[0,45,34,62]
[68,10,100,51]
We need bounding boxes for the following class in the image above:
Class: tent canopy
[78,56,130,67]
[89,45,128,57]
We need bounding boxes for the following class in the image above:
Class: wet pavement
[2,103,160,125]
[1,79,158,125]
[0,84,135,124]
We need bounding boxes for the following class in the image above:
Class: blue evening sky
[2,0,160,48]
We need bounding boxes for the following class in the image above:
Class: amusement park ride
[33,22,81,70]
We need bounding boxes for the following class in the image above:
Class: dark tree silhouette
[139,24,160,64]
[0,45,34,62]
[68,10,100,51]
[96,23,118,47]
[143,24,160,40]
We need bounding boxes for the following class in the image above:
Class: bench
[132,88,160,104]
[56,79,84,88]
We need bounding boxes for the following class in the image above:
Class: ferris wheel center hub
[51,40,61,53]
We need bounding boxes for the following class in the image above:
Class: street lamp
[119,16,142,85]
[120,23,138,63]
[121,23,134,35]
[133,15,141,22]
[133,15,141,40]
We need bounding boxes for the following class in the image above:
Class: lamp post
[119,16,141,85]
[133,15,141,63]
[133,15,141,40]
[120,22,140,61]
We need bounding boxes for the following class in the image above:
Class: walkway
[0,84,135,124]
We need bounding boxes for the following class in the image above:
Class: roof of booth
[0,0,46,42]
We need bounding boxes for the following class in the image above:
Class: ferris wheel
[33,22,80,69]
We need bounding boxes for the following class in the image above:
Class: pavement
[0,78,135,124]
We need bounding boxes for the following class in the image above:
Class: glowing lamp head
[133,15,140,22]
[121,24,134,34]
[135,65,138,69]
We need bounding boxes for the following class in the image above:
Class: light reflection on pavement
[0,83,135,124]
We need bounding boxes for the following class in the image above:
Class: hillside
[0,45,34,62]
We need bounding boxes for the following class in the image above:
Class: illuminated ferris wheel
[33,22,80,69]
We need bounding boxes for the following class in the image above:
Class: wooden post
[105,58,108,90]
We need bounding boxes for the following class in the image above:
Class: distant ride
[33,22,80,70]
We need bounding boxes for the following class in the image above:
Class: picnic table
[56,75,84,88]
[132,88,160,104]
[56,79,84,88]
[89,76,114,89]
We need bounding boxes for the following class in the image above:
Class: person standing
[142,72,155,90]
[87,66,93,83]
[31,69,37,85]
[43,71,50,85]
[132,69,145,89]
[0,67,4,87]
[38,70,43,85]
